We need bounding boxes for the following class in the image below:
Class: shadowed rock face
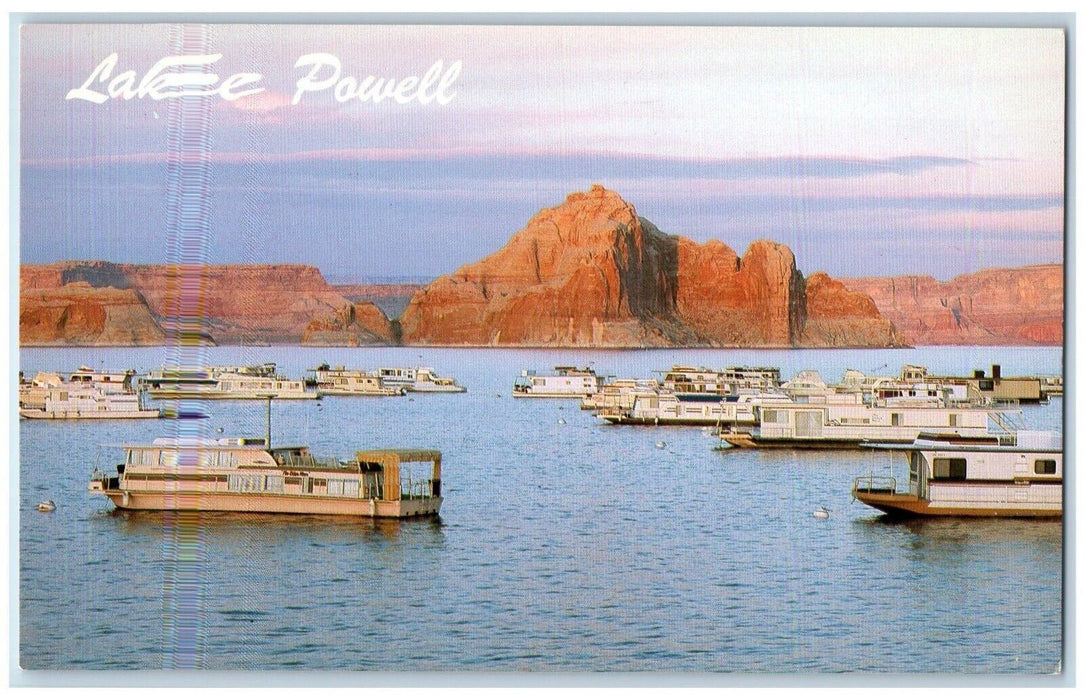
[400,185,899,347]
[19,282,167,346]
[840,265,1063,346]
[20,263,396,346]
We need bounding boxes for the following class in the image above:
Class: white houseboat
[659,365,782,396]
[144,364,319,400]
[721,400,1003,449]
[88,437,442,518]
[599,391,794,427]
[852,431,1062,517]
[377,367,466,393]
[513,366,604,398]
[19,369,161,419]
[20,383,161,420]
[307,365,403,396]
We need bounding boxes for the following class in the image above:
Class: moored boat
[721,400,1004,449]
[377,366,466,393]
[19,369,161,419]
[307,364,403,396]
[852,431,1062,518]
[88,437,443,518]
[143,364,319,400]
[513,366,604,398]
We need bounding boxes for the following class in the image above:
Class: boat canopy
[355,448,442,463]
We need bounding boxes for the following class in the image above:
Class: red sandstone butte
[840,264,1063,346]
[399,184,899,348]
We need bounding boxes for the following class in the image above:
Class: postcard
[13,18,1067,681]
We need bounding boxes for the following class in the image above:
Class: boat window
[909,453,920,480]
[891,413,902,427]
[762,409,779,423]
[265,475,284,493]
[949,414,959,427]
[1034,459,1057,475]
[160,450,178,467]
[343,480,360,497]
[932,458,967,479]
[228,474,266,492]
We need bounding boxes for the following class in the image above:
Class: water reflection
[101,509,446,545]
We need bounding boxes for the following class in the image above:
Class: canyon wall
[20,261,395,346]
[840,264,1063,345]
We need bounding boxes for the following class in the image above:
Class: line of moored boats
[18,362,465,420]
[514,363,1064,519]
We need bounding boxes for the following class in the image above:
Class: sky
[18,24,1066,282]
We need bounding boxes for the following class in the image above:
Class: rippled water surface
[18,346,1064,672]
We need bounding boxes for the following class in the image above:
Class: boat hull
[853,490,1061,518]
[99,489,442,518]
[147,390,319,400]
[601,415,741,427]
[20,409,161,419]
[722,433,908,449]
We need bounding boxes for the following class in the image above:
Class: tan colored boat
[88,438,442,518]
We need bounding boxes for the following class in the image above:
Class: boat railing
[852,474,897,495]
[275,453,343,470]
[401,477,436,500]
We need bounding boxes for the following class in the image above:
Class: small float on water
[37,500,56,512]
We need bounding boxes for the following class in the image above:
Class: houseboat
[307,365,403,396]
[19,369,161,419]
[852,431,1062,517]
[88,437,442,518]
[20,383,161,419]
[143,364,319,400]
[67,366,140,393]
[377,367,466,393]
[599,390,794,427]
[513,366,604,398]
[581,377,660,411]
[659,365,782,396]
[721,400,1003,449]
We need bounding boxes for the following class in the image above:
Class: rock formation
[840,264,1062,345]
[20,282,167,346]
[400,185,899,347]
[20,261,396,346]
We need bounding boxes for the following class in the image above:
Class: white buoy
[655,441,667,449]
[37,500,56,512]
[813,506,830,519]
[558,418,567,425]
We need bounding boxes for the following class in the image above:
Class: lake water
[17,346,1064,673]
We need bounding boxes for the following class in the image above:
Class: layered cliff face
[801,272,898,347]
[20,261,395,346]
[401,185,899,347]
[840,264,1063,345]
[20,282,168,346]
